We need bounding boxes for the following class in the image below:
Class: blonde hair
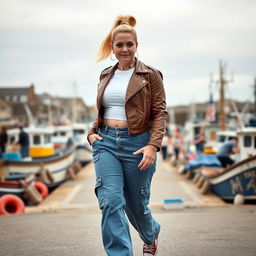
[96,15,137,62]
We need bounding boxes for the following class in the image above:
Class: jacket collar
[97,58,149,108]
[101,58,149,76]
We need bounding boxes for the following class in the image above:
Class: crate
[163,198,184,210]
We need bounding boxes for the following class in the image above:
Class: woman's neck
[118,59,135,71]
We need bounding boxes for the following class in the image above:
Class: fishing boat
[2,126,76,189]
[181,130,238,178]
[196,127,256,202]
[72,123,92,166]
[6,126,55,158]
[52,125,73,149]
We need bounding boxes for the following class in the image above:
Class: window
[53,132,57,136]
[60,132,66,136]
[12,95,17,102]
[244,136,251,148]
[254,136,256,149]
[218,135,225,143]
[74,129,84,135]
[44,134,51,144]
[20,95,27,102]
[33,135,41,145]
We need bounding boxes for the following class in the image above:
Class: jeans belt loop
[104,125,108,134]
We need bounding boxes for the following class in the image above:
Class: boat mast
[219,60,226,130]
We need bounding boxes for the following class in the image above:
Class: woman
[87,15,167,256]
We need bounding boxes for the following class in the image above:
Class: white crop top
[102,68,134,121]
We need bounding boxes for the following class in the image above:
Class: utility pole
[72,81,77,124]
[254,78,256,118]
[219,60,226,130]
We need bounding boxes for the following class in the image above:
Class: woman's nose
[121,45,128,51]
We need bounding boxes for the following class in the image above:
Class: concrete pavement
[1,154,256,256]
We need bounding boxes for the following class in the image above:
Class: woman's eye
[116,43,124,48]
[127,42,134,48]
[115,42,134,48]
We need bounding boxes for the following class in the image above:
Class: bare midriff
[103,118,128,128]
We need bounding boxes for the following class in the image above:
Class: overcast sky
[0,0,255,107]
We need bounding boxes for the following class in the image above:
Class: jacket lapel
[97,59,149,108]
[125,59,149,103]
[97,65,117,109]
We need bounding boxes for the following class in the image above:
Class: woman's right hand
[88,133,103,145]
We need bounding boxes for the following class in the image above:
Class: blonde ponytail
[96,15,137,62]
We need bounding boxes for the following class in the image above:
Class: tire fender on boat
[196,175,205,188]
[67,167,76,180]
[193,172,201,184]
[39,169,51,184]
[25,184,43,205]
[177,164,185,175]
[0,194,25,215]
[46,169,55,183]
[184,170,192,180]
[200,179,211,194]
[73,162,82,174]
[34,181,49,199]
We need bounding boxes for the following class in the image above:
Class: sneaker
[143,238,158,256]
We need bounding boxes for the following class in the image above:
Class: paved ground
[1,155,256,256]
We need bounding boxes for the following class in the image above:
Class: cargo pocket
[94,176,104,209]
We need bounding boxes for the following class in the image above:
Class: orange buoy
[0,194,25,215]
[34,181,49,199]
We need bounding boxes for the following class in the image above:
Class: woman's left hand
[133,145,156,171]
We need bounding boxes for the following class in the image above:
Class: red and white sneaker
[143,238,158,256]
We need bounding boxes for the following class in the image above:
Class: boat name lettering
[246,178,256,193]
[230,177,243,195]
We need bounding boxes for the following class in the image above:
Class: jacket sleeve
[86,80,102,145]
[147,70,168,151]
[87,118,98,145]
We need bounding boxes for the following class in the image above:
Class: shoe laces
[143,242,155,253]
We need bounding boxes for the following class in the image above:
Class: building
[0,84,37,103]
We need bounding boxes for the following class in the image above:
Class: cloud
[0,0,255,107]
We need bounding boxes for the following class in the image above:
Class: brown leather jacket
[87,59,168,151]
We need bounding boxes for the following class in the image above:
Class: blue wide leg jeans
[92,126,160,256]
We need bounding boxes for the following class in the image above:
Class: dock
[1,155,256,256]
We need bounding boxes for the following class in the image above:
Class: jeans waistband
[99,125,130,137]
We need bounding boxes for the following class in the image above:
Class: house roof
[0,86,31,97]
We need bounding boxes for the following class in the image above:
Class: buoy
[46,169,55,183]
[67,167,76,180]
[200,179,211,194]
[234,194,245,205]
[0,194,25,215]
[25,184,43,205]
[34,181,49,199]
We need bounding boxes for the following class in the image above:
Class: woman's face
[112,32,138,66]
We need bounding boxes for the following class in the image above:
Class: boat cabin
[72,123,88,145]
[52,125,73,149]
[7,126,55,158]
[237,128,256,160]
[215,130,237,151]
